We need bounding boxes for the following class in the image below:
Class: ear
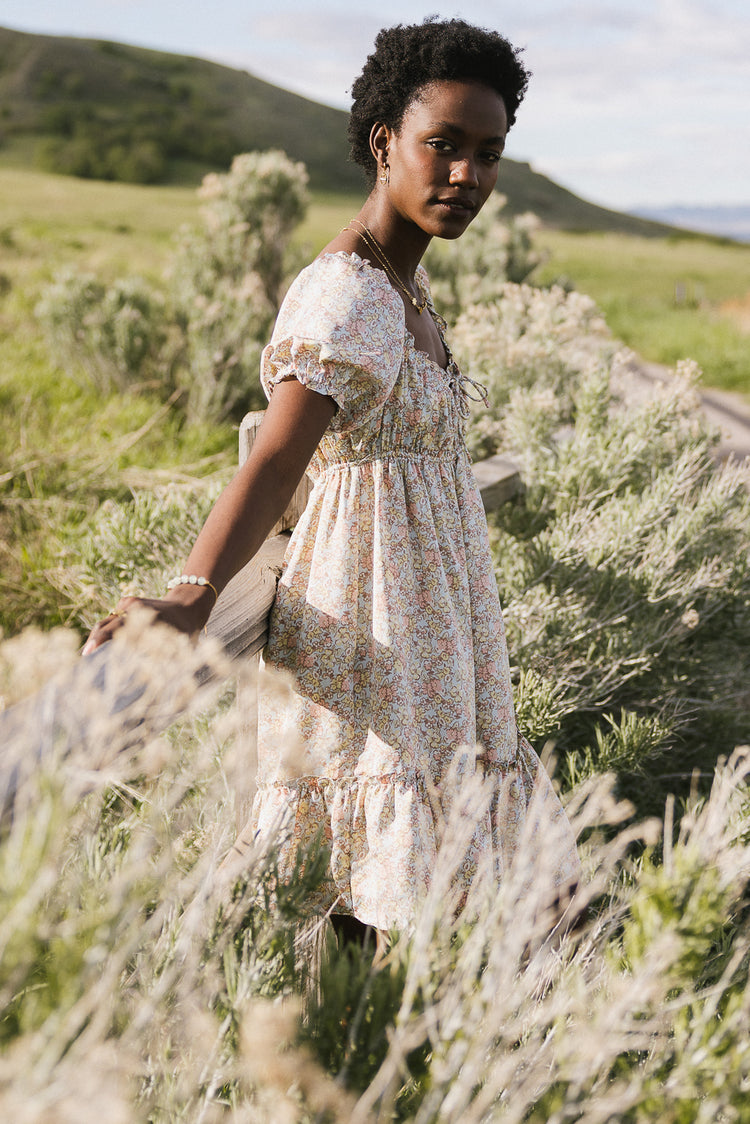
[369,122,391,170]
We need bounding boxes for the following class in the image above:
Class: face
[376,80,508,240]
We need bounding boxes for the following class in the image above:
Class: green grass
[0,168,231,633]
[0,167,200,289]
[294,191,363,255]
[0,313,234,633]
[536,230,750,395]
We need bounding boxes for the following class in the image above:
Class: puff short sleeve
[261,253,406,434]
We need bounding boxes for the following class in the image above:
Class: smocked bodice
[310,337,471,478]
[262,252,485,478]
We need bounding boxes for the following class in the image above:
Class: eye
[480,150,502,164]
[427,138,454,153]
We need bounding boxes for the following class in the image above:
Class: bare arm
[83,378,336,653]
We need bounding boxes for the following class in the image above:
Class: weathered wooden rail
[0,411,521,820]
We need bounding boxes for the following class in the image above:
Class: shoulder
[262,253,406,426]
[273,253,405,345]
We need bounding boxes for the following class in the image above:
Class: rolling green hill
[0,23,676,236]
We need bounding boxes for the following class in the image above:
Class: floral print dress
[247,251,580,930]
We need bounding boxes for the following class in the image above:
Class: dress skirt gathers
[247,251,580,930]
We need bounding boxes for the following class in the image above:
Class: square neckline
[320,250,454,375]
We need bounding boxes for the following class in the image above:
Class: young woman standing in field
[84,18,580,935]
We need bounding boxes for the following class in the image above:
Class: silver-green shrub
[53,480,225,627]
[35,269,166,394]
[455,281,613,460]
[453,281,749,807]
[34,149,309,423]
[170,150,309,425]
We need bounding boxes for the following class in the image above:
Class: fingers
[81,603,132,656]
[80,596,193,657]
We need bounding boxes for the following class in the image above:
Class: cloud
[221,6,385,106]
[235,0,750,207]
[529,112,749,209]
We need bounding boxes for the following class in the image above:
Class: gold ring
[109,609,127,619]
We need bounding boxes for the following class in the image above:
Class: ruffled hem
[252,771,438,930]
[249,745,581,931]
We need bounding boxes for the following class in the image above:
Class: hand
[81,593,209,656]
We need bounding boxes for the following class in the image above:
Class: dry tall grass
[2,618,749,1121]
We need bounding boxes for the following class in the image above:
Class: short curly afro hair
[348,17,530,184]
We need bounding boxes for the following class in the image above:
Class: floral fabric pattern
[245,252,579,930]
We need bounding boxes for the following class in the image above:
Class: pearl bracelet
[166,575,219,606]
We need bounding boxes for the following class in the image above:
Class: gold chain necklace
[344,219,427,314]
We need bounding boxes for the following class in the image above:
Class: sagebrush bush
[455,280,613,460]
[170,150,309,425]
[500,367,749,810]
[35,269,167,394]
[58,481,225,627]
[34,150,309,423]
[452,281,750,811]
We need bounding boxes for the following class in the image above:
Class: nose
[449,158,479,187]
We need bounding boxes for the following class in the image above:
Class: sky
[2,0,748,212]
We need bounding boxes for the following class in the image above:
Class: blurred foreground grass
[2,618,750,1120]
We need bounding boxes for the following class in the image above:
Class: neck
[355,194,432,281]
[345,217,428,314]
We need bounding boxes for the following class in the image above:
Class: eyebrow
[428,121,506,147]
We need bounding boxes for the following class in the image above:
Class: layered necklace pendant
[345,220,427,314]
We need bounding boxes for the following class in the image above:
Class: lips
[435,196,476,215]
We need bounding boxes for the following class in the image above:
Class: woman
[85,18,580,933]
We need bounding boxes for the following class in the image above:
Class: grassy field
[0,167,200,291]
[536,229,750,394]
[2,167,747,392]
[295,190,363,255]
[0,169,229,633]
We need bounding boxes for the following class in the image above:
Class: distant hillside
[0,23,676,236]
[0,24,363,191]
[631,205,750,243]
[489,158,676,237]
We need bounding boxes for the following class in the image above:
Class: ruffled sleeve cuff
[261,253,405,434]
